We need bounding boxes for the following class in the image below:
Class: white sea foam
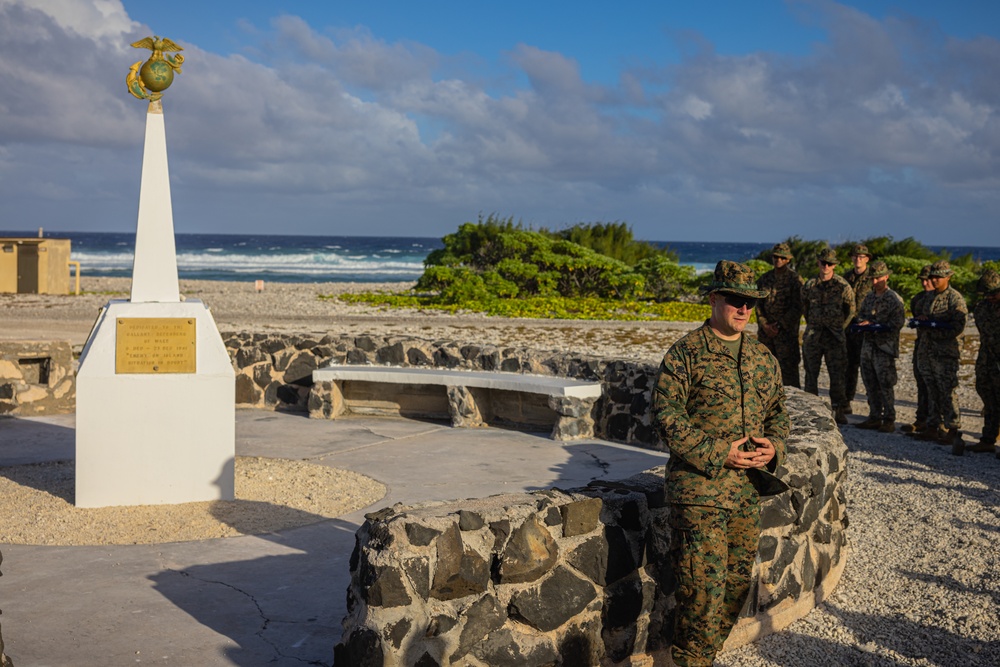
[71,249,427,278]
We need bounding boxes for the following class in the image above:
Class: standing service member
[801,248,855,424]
[653,260,789,667]
[756,242,804,388]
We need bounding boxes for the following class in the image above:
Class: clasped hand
[724,436,776,470]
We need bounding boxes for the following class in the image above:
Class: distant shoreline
[4,229,1000,252]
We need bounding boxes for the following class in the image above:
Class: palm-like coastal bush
[417,214,694,303]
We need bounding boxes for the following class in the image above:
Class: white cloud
[0,0,137,41]
[1,0,1000,244]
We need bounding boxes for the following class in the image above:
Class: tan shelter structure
[0,237,74,295]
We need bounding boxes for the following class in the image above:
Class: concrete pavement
[0,411,667,666]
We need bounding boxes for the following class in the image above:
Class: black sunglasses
[819,261,837,267]
[724,294,757,309]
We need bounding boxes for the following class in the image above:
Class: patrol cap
[850,243,872,258]
[701,260,770,299]
[771,242,793,259]
[869,260,890,278]
[918,265,932,280]
[818,248,839,265]
[928,260,954,278]
[977,268,1000,295]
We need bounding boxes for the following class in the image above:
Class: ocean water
[2,231,997,283]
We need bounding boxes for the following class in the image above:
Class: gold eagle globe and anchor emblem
[126,36,185,101]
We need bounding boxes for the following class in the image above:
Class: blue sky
[2,0,1000,245]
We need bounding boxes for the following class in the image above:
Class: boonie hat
[850,243,872,258]
[701,260,769,299]
[977,268,1000,295]
[818,248,839,264]
[918,265,932,280]
[771,242,793,259]
[928,260,954,278]
[869,260,890,278]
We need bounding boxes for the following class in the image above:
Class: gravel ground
[719,425,1000,667]
[0,456,385,546]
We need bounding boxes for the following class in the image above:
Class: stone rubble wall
[334,389,848,666]
[0,340,75,417]
[219,332,848,665]
[222,332,660,447]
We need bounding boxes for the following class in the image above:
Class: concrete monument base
[75,299,234,508]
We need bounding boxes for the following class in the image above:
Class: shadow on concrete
[0,416,74,465]
[534,440,667,492]
[148,516,362,667]
[0,417,75,502]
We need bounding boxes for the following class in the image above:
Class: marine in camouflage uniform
[653,261,789,667]
[972,269,1000,454]
[913,260,968,449]
[843,244,875,411]
[853,261,906,431]
[756,242,804,388]
[801,248,856,423]
[902,265,935,433]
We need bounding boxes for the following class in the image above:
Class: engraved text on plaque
[116,318,196,373]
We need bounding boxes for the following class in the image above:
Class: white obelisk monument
[75,37,235,508]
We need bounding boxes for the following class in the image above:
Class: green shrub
[634,256,698,300]
[551,221,677,264]
[745,259,772,280]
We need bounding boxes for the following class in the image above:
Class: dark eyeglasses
[819,261,837,267]
[724,295,757,309]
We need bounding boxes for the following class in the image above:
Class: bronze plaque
[116,317,197,374]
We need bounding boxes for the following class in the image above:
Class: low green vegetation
[328,220,999,320]
[337,291,713,322]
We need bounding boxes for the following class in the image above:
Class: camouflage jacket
[924,286,967,358]
[802,275,856,338]
[756,267,804,335]
[857,287,906,357]
[844,268,874,320]
[652,322,789,509]
[974,299,1000,368]
[910,290,934,350]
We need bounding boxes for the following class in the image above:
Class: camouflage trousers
[917,351,961,430]
[976,358,1000,443]
[758,328,801,388]
[668,498,760,667]
[860,343,898,422]
[802,328,848,408]
[845,331,864,404]
[913,340,929,425]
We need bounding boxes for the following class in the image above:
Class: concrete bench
[309,365,602,440]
